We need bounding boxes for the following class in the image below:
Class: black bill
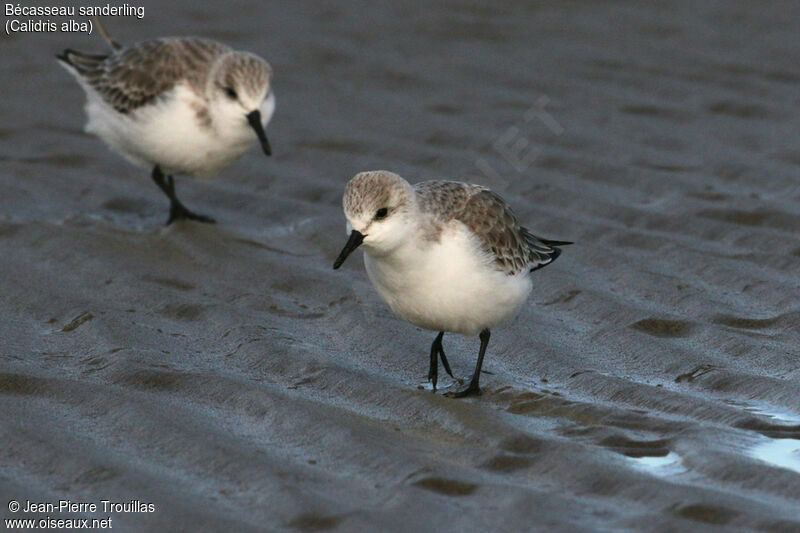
[333,230,364,269]
[246,110,272,156]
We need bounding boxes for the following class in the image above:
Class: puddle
[417,377,462,393]
[628,451,687,477]
[751,439,800,474]
[724,400,800,424]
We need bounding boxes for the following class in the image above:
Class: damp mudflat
[1,1,800,531]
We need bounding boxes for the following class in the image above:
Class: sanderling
[57,19,275,224]
[333,170,571,397]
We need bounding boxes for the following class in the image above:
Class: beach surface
[1,1,800,531]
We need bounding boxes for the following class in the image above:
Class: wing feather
[57,38,230,114]
[415,181,569,275]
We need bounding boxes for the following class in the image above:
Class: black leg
[150,165,215,225]
[151,165,172,196]
[446,329,490,398]
[438,337,453,379]
[428,333,439,391]
[428,331,452,391]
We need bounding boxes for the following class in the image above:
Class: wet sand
[2,1,800,531]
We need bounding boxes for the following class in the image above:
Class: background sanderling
[333,170,571,397]
[57,20,275,224]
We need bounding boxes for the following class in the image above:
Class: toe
[445,385,482,399]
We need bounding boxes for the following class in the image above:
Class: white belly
[363,223,532,336]
[83,85,255,178]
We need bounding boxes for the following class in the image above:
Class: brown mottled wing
[416,181,566,275]
[59,38,229,114]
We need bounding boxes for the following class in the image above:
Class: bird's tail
[539,238,573,247]
[524,232,573,272]
[55,49,108,74]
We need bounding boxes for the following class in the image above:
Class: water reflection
[751,439,800,474]
[724,400,800,425]
[628,451,687,477]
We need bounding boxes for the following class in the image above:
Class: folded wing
[415,181,570,275]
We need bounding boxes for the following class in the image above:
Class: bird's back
[414,181,570,275]
[57,37,230,114]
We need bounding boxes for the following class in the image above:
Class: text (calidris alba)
[57,20,275,224]
[333,170,571,397]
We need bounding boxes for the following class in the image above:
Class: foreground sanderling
[332,171,571,397]
[57,20,275,224]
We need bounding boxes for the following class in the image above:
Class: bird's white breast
[83,84,258,178]
[363,221,532,336]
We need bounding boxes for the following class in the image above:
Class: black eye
[224,87,237,99]
[374,207,389,220]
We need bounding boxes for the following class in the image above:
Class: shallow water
[2,1,800,531]
[752,439,800,475]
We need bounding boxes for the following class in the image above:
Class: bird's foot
[444,381,481,399]
[167,203,216,225]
